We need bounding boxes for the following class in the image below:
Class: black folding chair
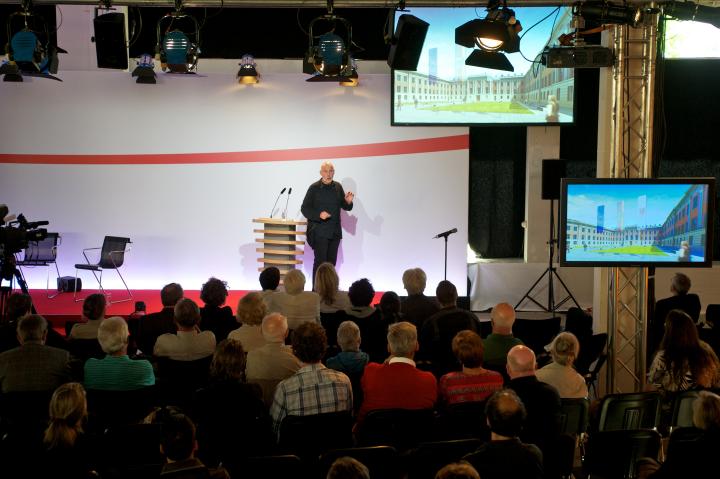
[74,235,132,304]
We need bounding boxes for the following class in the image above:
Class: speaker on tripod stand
[515,159,580,313]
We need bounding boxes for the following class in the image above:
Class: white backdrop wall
[0,70,469,292]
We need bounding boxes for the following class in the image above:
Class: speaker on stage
[387,14,429,71]
[541,159,567,200]
[93,12,128,70]
[58,276,81,293]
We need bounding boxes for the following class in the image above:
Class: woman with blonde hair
[536,332,588,398]
[228,292,268,352]
[314,262,352,313]
[273,269,320,330]
[43,382,96,476]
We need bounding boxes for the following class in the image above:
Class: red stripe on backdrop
[0,135,468,165]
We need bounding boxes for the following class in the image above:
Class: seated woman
[42,382,97,477]
[439,330,503,406]
[199,277,236,342]
[378,291,403,324]
[192,338,273,466]
[326,320,369,377]
[649,309,720,395]
[69,293,106,339]
[273,269,320,331]
[228,292,268,353]
[84,317,155,391]
[536,332,588,398]
[346,278,387,363]
[315,262,352,314]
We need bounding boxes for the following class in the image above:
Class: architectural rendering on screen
[392,7,574,125]
[564,183,711,263]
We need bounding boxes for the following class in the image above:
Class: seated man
[0,314,71,393]
[463,389,543,479]
[420,280,480,376]
[400,267,440,332]
[136,283,183,356]
[159,412,230,479]
[358,321,437,423]
[270,322,353,439]
[483,303,524,370]
[0,293,67,352]
[154,298,216,361]
[246,313,302,407]
[272,269,320,330]
[259,266,282,313]
[649,272,702,360]
[84,316,155,391]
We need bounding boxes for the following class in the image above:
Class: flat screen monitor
[664,19,720,59]
[560,178,716,267]
[391,6,575,126]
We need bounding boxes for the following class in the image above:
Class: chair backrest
[320,446,400,479]
[559,397,590,435]
[666,426,704,457]
[670,390,700,431]
[356,408,436,450]
[436,400,490,441]
[69,338,105,361]
[101,423,164,467]
[598,392,661,432]
[407,439,484,479]
[226,455,303,479]
[21,232,59,264]
[584,429,661,479]
[576,333,608,376]
[320,310,349,348]
[706,304,720,326]
[512,317,562,355]
[99,236,131,269]
[156,356,213,409]
[279,410,354,457]
[0,390,53,433]
[86,386,158,433]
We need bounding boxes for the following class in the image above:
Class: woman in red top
[439,330,504,406]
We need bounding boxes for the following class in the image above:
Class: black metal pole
[444,235,448,280]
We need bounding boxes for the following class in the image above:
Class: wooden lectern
[253,218,307,277]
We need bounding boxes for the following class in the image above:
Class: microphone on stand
[269,187,287,218]
[432,228,457,239]
[282,187,293,219]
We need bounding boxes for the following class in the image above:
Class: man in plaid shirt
[270,321,353,439]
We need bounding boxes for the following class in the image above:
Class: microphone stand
[282,188,292,219]
[269,188,286,219]
[433,229,457,280]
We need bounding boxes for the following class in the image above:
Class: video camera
[0,204,50,280]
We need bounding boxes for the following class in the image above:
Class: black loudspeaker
[541,159,567,200]
[387,14,429,71]
[58,276,81,293]
[93,12,128,70]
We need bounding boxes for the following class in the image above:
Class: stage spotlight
[573,1,643,27]
[304,0,355,82]
[237,54,259,84]
[131,54,156,84]
[455,0,521,72]
[1,62,23,82]
[5,1,65,78]
[664,1,720,29]
[156,1,200,74]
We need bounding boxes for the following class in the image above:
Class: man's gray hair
[550,332,579,366]
[672,273,692,295]
[387,321,417,357]
[262,313,289,343]
[98,316,129,354]
[337,320,361,352]
[402,268,427,295]
[17,314,47,342]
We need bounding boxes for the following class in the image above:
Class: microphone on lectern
[269,187,287,218]
[282,187,293,219]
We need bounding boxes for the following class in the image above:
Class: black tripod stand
[515,199,580,314]
[0,255,35,320]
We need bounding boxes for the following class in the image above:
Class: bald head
[261,313,288,343]
[506,345,536,379]
[490,303,516,333]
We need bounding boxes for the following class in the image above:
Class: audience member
[327,456,371,479]
[84,317,155,391]
[0,293,67,352]
[536,332,588,398]
[69,293,106,339]
[154,298,216,361]
[483,303,524,368]
[228,292,268,352]
[192,338,273,466]
[420,280,480,376]
[506,345,561,477]
[273,269,321,330]
[401,267,440,332]
[439,330,503,406]
[435,462,481,479]
[199,277,236,342]
[159,412,230,479]
[358,322,437,423]
[136,283,182,355]
[347,278,387,363]
[259,266,281,312]
[463,389,543,479]
[326,320,369,377]
[0,314,70,393]
[649,273,702,360]
[270,322,353,439]
[42,382,97,477]
[378,291,402,324]
[649,309,720,395]
[315,262,352,313]
[246,313,302,407]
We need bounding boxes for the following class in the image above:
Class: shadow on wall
[239,242,261,288]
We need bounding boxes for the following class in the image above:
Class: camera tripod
[515,198,580,314]
[0,255,35,320]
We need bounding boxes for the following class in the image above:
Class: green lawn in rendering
[593,245,667,255]
[424,102,534,114]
